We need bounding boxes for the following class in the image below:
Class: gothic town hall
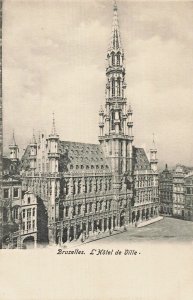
[3,3,159,248]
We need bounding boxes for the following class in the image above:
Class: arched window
[117,78,121,96]
[112,79,115,97]
[77,180,81,194]
[111,111,115,130]
[112,52,115,66]
[117,53,120,65]
[119,112,122,130]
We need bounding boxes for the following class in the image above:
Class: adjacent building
[159,164,193,222]
[184,173,193,221]
[159,164,173,216]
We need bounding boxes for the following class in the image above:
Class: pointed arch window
[117,78,121,96]
[119,112,122,130]
[112,79,115,97]
[112,52,115,66]
[111,110,115,130]
[117,53,121,66]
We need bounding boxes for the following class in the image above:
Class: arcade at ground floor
[89,216,193,243]
[50,205,159,246]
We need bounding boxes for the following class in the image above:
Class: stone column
[60,222,63,245]
[107,217,109,231]
[74,225,77,240]
[102,218,104,232]
[34,235,37,248]
[91,220,94,234]
[86,221,89,237]
[117,214,120,228]
[67,226,70,242]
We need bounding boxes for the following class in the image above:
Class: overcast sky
[3,0,193,168]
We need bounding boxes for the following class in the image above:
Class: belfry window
[112,79,115,97]
[111,111,115,130]
[117,53,120,66]
[117,78,121,96]
[112,53,115,66]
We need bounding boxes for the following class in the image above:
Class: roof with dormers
[133,147,151,171]
[59,141,111,173]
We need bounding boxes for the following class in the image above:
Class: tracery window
[117,53,120,65]
[112,79,115,97]
[117,78,121,96]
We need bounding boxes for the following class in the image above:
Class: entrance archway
[146,208,149,220]
[132,211,135,223]
[142,209,145,220]
[136,210,140,222]
[120,211,125,227]
[62,228,68,243]
[69,226,74,241]
[151,207,153,217]
[108,217,112,230]
[23,236,34,249]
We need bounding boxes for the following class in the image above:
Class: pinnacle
[11,130,16,146]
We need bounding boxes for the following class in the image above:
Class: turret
[150,134,158,172]
[99,106,104,137]
[47,113,59,173]
[9,131,19,162]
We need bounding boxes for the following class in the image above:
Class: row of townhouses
[159,164,193,221]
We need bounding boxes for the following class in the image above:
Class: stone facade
[172,165,185,218]
[4,3,159,247]
[159,164,173,215]
[159,165,193,222]
[184,174,193,221]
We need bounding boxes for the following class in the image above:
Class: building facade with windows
[172,165,185,218]
[184,173,193,221]
[159,164,173,216]
[10,3,159,246]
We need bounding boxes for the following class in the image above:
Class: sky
[3,0,193,168]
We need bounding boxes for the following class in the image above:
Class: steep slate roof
[133,147,150,171]
[20,145,31,171]
[59,141,111,173]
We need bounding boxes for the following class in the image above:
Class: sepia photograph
[0,0,193,299]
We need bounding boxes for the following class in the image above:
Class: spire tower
[99,2,134,175]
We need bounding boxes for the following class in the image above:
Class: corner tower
[99,1,134,175]
[9,131,19,162]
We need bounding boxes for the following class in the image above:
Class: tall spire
[11,130,16,146]
[152,133,156,149]
[109,0,122,51]
[31,129,36,144]
[51,112,56,135]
